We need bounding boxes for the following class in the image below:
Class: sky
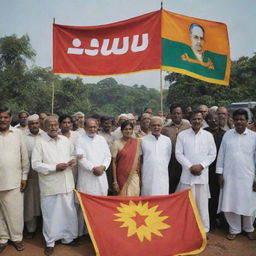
[1,0,255,89]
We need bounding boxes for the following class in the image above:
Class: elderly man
[32,116,78,256]
[74,111,85,135]
[216,109,256,240]
[0,107,29,253]
[198,105,209,128]
[217,106,232,131]
[24,114,45,239]
[15,110,29,133]
[135,113,151,138]
[141,116,172,196]
[176,110,216,233]
[112,114,128,140]
[75,118,111,236]
[161,105,191,193]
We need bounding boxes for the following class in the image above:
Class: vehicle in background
[228,102,256,123]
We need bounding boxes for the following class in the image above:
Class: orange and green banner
[53,10,230,85]
[161,10,230,85]
[75,188,207,256]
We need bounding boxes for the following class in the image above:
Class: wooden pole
[51,82,55,115]
[160,69,163,115]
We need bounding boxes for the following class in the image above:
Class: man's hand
[218,174,224,188]
[92,166,105,176]
[68,159,76,167]
[56,163,69,171]
[190,164,203,176]
[20,180,27,192]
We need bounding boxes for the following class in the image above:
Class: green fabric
[162,38,227,80]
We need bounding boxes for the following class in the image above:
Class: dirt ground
[1,228,256,256]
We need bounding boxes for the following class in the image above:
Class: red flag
[75,189,207,256]
[53,11,161,76]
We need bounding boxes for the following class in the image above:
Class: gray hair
[150,116,163,125]
[43,116,58,126]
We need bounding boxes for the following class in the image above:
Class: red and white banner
[53,11,161,76]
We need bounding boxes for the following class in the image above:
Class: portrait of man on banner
[181,23,214,70]
[161,10,231,85]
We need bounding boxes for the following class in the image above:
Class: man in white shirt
[32,116,78,256]
[175,110,216,233]
[0,107,29,253]
[216,109,256,240]
[73,111,85,135]
[24,114,44,239]
[141,116,172,196]
[75,118,111,236]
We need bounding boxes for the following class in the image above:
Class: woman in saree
[111,120,141,196]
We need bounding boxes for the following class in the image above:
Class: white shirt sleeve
[75,139,94,171]
[175,133,193,169]
[32,141,56,175]
[216,137,226,174]
[200,134,217,169]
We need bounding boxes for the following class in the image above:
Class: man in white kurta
[75,118,111,236]
[141,117,172,196]
[216,109,256,240]
[175,111,216,233]
[24,114,44,238]
[32,116,78,255]
[0,107,30,253]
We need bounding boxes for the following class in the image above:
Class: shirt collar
[234,128,249,135]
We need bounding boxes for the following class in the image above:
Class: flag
[161,10,231,85]
[53,9,230,85]
[53,11,161,76]
[75,188,207,256]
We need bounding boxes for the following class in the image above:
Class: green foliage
[165,54,256,109]
[2,34,255,118]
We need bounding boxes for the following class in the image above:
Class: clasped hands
[190,164,203,176]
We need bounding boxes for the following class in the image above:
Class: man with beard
[15,111,29,133]
[0,107,29,253]
[176,110,216,233]
[75,118,111,236]
[217,106,233,131]
[204,113,226,230]
[24,114,45,239]
[74,112,85,135]
[216,109,256,240]
[32,116,78,256]
[161,106,191,193]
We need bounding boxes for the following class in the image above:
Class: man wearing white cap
[112,114,128,140]
[24,114,45,238]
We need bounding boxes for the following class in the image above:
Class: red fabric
[53,11,161,76]
[77,189,206,256]
[116,138,139,190]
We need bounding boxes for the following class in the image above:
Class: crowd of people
[0,104,256,255]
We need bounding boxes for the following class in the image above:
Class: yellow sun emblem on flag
[114,201,171,242]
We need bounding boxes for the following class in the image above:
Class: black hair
[121,120,134,131]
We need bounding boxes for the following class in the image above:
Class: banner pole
[160,69,163,115]
[51,81,55,115]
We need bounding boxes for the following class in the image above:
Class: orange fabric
[75,189,207,256]
[116,138,140,190]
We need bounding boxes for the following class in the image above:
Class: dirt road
[1,228,256,256]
